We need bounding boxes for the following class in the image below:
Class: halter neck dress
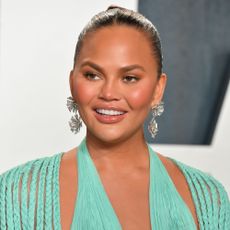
[0,138,229,229]
[71,138,196,229]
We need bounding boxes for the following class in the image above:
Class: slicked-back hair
[73,6,163,78]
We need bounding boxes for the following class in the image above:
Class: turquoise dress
[0,138,229,229]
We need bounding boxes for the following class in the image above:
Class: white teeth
[96,109,125,116]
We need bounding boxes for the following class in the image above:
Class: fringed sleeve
[0,153,63,229]
[176,161,230,230]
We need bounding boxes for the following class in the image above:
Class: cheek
[127,84,154,109]
[72,78,96,105]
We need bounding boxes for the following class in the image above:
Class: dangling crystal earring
[67,96,82,134]
[148,101,164,138]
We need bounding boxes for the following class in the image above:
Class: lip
[93,107,128,124]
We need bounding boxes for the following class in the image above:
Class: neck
[85,130,150,172]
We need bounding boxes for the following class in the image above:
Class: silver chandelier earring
[148,101,164,138]
[67,96,82,134]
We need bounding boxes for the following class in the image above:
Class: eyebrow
[80,61,146,73]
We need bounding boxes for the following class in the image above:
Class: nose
[98,79,121,101]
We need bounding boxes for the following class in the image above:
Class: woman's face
[70,25,167,144]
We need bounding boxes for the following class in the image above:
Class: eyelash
[123,76,139,83]
[83,72,139,83]
[83,72,100,80]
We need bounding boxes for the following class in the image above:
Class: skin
[70,26,166,148]
[59,25,199,229]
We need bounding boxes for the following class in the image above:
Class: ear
[151,73,167,107]
[69,70,74,97]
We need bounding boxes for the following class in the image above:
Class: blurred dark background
[140,0,230,144]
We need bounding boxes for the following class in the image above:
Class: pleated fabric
[71,139,196,229]
[0,139,229,229]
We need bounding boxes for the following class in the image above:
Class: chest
[60,159,151,230]
[97,169,152,230]
[59,149,198,230]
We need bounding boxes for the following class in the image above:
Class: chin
[87,127,141,146]
[91,132,124,145]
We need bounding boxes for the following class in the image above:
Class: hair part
[73,6,163,78]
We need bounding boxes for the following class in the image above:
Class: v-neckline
[74,139,154,229]
[85,142,150,228]
[69,139,196,229]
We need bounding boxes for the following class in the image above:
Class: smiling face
[70,25,167,144]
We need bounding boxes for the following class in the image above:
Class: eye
[83,72,100,81]
[123,75,139,83]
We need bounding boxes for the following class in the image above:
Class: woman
[0,6,229,230]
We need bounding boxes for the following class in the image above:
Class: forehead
[77,25,157,71]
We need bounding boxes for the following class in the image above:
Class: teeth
[96,109,125,116]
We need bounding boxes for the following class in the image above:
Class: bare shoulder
[60,147,78,169]
[157,153,189,191]
[59,146,78,193]
[59,147,78,230]
[157,153,199,228]
[59,147,78,185]
[157,153,189,189]
[158,153,230,228]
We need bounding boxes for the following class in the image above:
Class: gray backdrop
[140,0,230,144]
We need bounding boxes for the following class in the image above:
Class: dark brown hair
[73,6,163,77]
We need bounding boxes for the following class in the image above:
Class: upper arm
[175,162,230,230]
[0,153,62,229]
[202,175,230,229]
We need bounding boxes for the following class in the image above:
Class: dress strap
[71,138,122,230]
[147,145,196,229]
[71,139,196,229]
